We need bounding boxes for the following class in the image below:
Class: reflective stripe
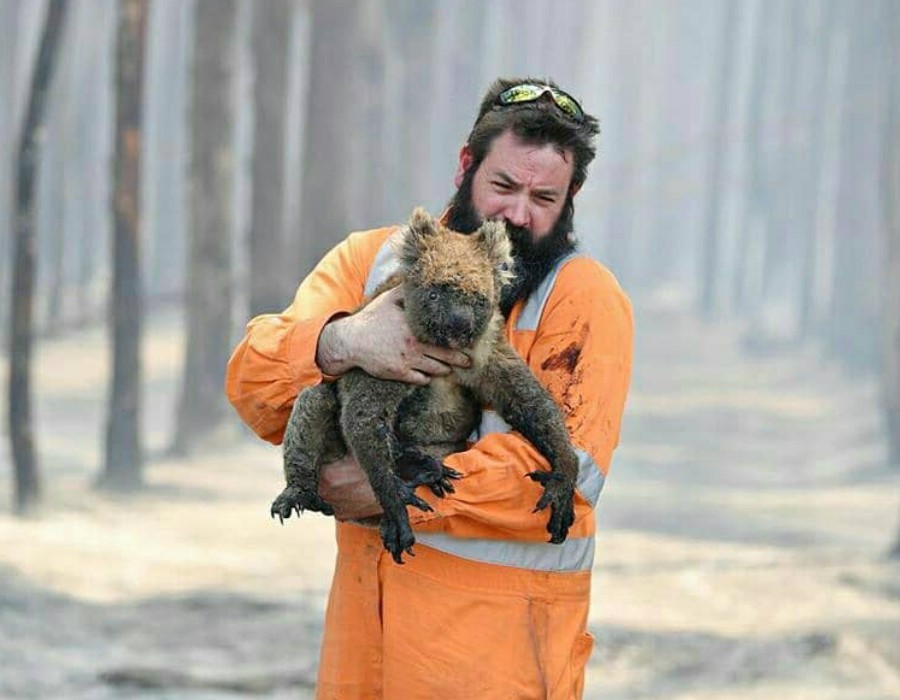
[577,449,605,507]
[416,532,595,572]
[473,410,605,507]
[516,252,581,331]
[363,229,402,298]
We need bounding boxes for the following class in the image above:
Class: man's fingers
[404,369,432,386]
[416,355,453,377]
[423,347,472,369]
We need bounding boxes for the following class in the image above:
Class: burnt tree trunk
[99,0,149,491]
[172,0,237,454]
[248,0,292,316]
[297,0,361,273]
[883,4,900,558]
[699,1,738,319]
[7,0,68,514]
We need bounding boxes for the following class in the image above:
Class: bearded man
[226,77,633,699]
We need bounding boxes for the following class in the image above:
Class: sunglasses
[493,83,585,123]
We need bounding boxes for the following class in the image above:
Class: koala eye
[475,297,487,308]
[498,262,510,272]
[428,290,439,301]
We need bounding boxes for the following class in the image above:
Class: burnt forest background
[1,1,900,698]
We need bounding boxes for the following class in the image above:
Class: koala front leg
[340,381,430,564]
[471,341,578,544]
[272,383,343,521]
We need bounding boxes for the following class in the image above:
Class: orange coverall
[226,225,633,699]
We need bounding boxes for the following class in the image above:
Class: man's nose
[503,196,529,228]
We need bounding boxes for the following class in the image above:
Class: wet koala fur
[271,207,578,563]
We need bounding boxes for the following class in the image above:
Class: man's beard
[445,168,577,317]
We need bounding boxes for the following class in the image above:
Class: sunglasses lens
[550,91,582,119]
[496,84,584,122]
[499,85,544,105]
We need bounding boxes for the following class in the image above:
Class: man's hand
[318,455,383,521]
[316,286,471,385]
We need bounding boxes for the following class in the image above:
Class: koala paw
[394,474,434,513]
[270,485,335,523]
[395,447,461,498]
[425,465,462,498]
[526,470,576,544]
[380,509,416,564]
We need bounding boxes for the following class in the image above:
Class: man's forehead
[481,134,574,187]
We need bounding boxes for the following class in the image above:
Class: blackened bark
[99,0,148,491]
[172,0,237,454]
[249,0,292,316]
[699,1,738,319]
[8,0,68,514]
[298,0,360,274]
[883,6,900,561]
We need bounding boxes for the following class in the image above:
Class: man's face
[445,130,579,315]
[454,130,575,240]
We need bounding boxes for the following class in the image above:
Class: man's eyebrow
[493,170,563,197]
[492,170,519,186]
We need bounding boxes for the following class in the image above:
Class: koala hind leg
[272,383,342,521]
[341,386,430,564]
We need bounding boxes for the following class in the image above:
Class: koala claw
[426,466,462,498]
[526,470,576,544]
[270,486,335,522]
[395,476,433,513]
[380,511,417,564]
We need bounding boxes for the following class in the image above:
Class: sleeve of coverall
[410,258,634,541]
[224,231,382,445]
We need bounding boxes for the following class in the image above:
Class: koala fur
[271,208,578,563]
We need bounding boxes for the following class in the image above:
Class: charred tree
[7,0,68,514]
[248,0,293,316]
[797,2,837,338]
[172,0,237,454]
[883,4,900,557]
[699,1,738,319]
[827,6,880,371]
[732,0,771,315]
[297,0,361,273]
[0,0,21,345]
[98,0,149,491]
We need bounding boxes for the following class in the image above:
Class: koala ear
[399,207,439,268]
[474,220,514,283]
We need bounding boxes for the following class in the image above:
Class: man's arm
[226,226,471,445]
[225,229,385,444]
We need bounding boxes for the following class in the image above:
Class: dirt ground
[1,306,899,699]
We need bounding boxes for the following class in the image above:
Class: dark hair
[464,77,600,191]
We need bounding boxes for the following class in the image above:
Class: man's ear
[454,144,473,188]
[570,181,583,197]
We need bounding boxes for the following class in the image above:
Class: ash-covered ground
[1,307,899,699]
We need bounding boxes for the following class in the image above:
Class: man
[226,77,633,699]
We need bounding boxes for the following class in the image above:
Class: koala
[271,208,578,563]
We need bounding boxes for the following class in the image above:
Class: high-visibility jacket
[226,224,633,699]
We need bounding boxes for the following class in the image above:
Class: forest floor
[1,305,899,699]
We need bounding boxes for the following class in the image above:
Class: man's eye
[493,181,512,191]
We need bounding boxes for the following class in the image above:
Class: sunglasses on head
[493,83,585,123]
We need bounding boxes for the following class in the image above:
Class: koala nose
[447,309,473,338]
